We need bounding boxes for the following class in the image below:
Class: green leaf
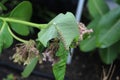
[115,0,120,4]
[96,7,120,48]
[99,42,120,64]
[0,21,13,54]
[38,25,58,47]
[0,43,2,53]
[80,18,100,52]
[1,0,8,4]
[4,74,14,80]
[10,1,32,36]
[21,57,38,78]
[0,2,7,11]
[80,36,96,52]
[80,0,110,52]
[53,42,68,80]
[38,12,79,50]
[87,0,109,19]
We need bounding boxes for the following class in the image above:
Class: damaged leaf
[42,41,59,65]
[12,40,42,65]
[38,12,79,50]
[53,42,68,80]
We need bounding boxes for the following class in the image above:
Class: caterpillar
[53,22,68,50]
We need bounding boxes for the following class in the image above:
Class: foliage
[9,1,32,36]
[38,12,79,49]
[87,0,109,19]
[0,21,13,54]
[53,42,68,80]
[80,0,120,64]
[22,57,39,78]
[3,74,15,80]
[0,1,91,80]
[115,0,120,4]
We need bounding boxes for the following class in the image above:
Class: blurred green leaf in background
[80,0,120,64]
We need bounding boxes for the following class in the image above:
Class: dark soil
[0,44,120,80]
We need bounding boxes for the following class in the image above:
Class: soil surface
[0,45,120,80]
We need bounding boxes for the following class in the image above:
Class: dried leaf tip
[78,23,93,41]
[42,42,59,66]
[12,40,42,65]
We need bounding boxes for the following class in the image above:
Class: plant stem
[8,26,28,43]
[0,17,48,29]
